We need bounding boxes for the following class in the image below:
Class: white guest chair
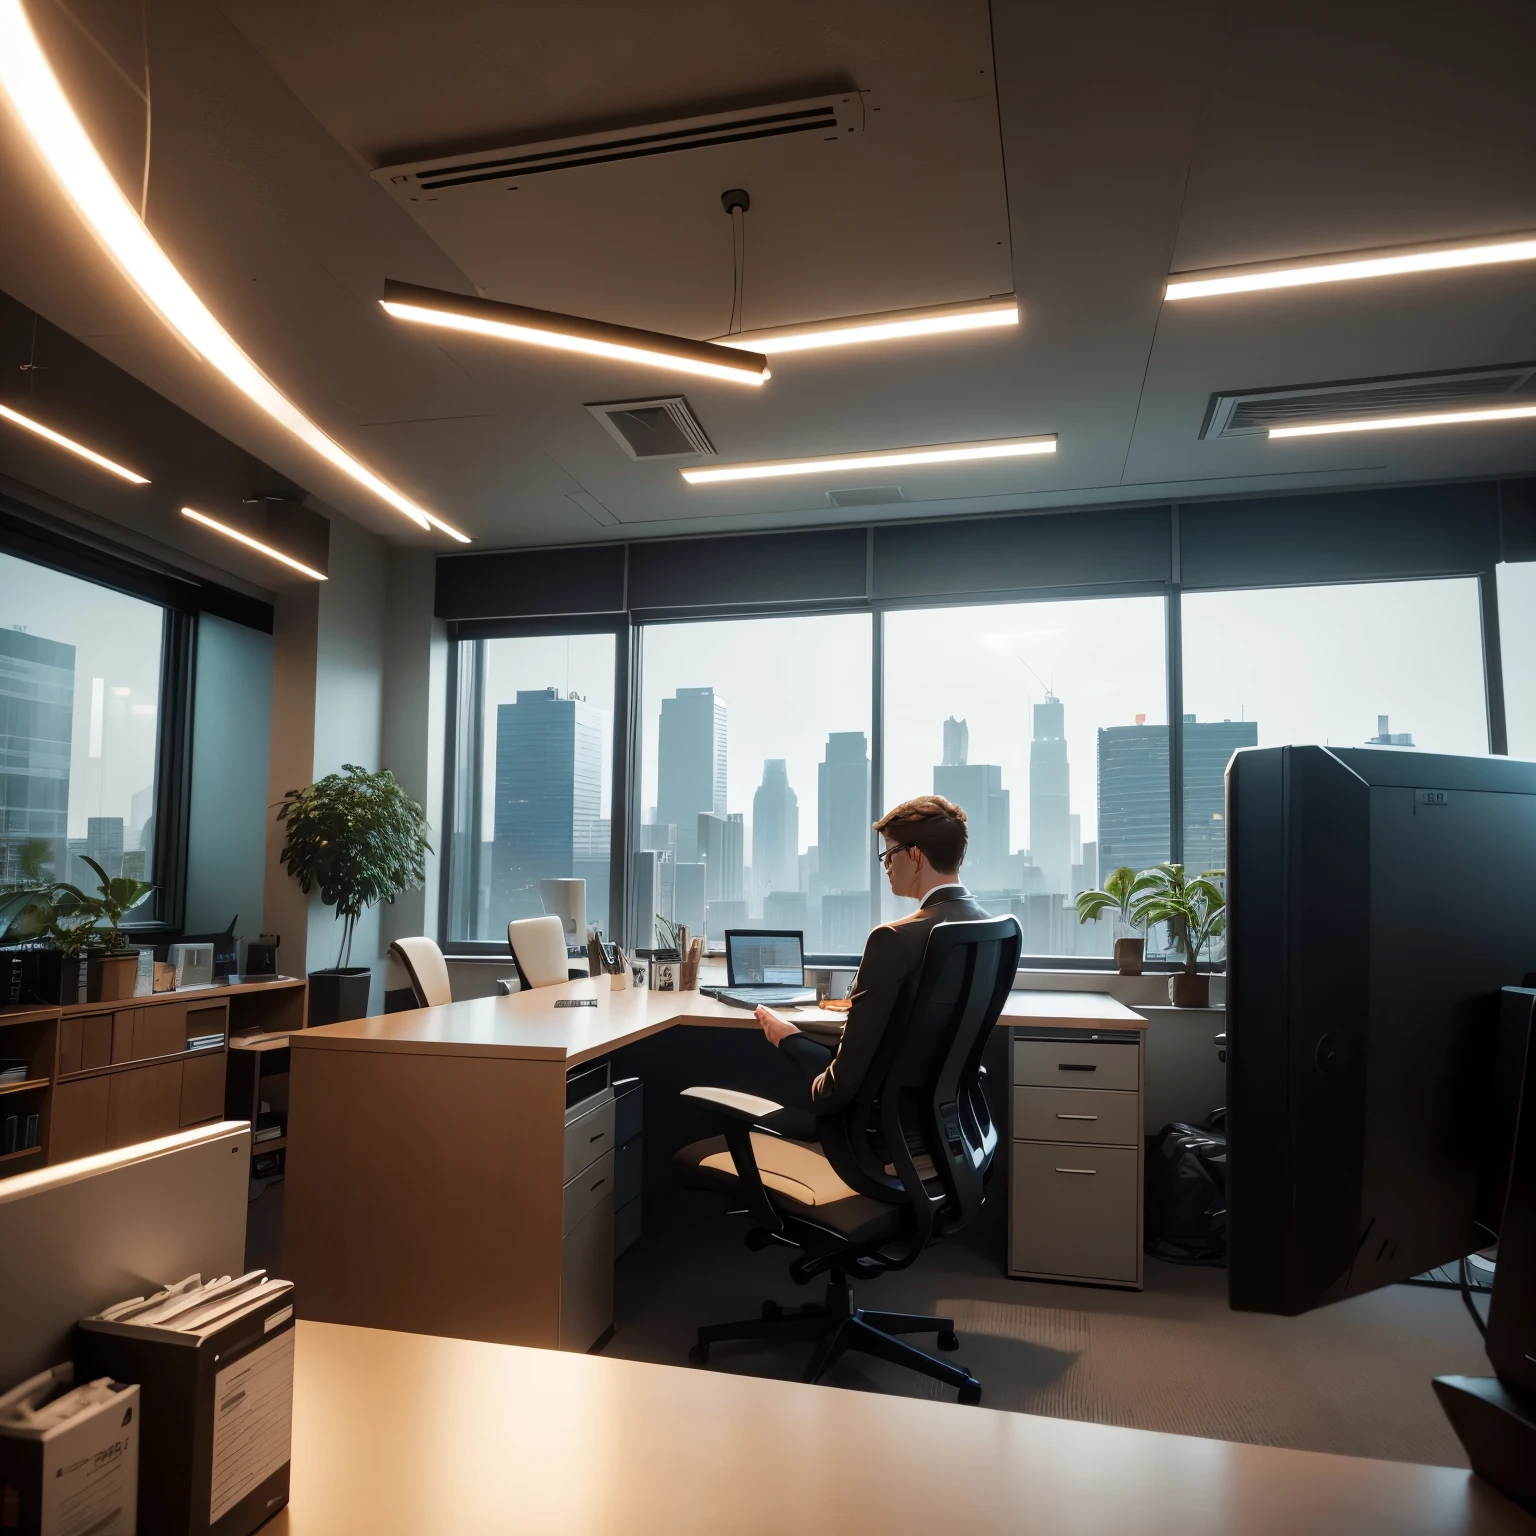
[387,936,453,1008]
[508,915,583,989]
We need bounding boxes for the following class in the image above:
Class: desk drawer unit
[564,1093,615,1178]
[561,1073,617,1351]
[1009,1027,1143,1289]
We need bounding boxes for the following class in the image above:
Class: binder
[75,1282,295,1536]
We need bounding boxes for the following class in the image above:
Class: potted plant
[1129,862,1225,1007]
[0,855,153,1003]
[1075,865,1149,975]
[277,764,431,1026]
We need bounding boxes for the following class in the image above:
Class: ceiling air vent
[587,397,714,461]
[1202,362,1536,439]
[827,487,904,507]
[374,95,863,196]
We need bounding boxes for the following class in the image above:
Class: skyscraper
[493,688,605,921]
[1029,695,1071,896]
[1097,718,1169,875]
[1367,714,1414,745]
[942,716,968,766]
[629,849,661,951]
[818,731,870,894]
[697,811,744,903]
[637,821,676,925]
[0,627,74,882]
[1182,716,1258,873]
[751,759,798,911]
[657,687,726,864]
[931,718,1009,890]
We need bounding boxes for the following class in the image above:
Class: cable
[721,189,750,335]
[140,0,151,220]
[1459,1256,1488,1338]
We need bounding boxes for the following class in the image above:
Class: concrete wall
[184,614,273,943]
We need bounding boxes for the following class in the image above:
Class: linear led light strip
[681,434,1056,484]
[1270,403,1536,439]
[714,297,1019,355]
[1166,234,1536,300]
[181,507,327,580]
[0,401,148,482]
[380,281,770,386]
[0,1,468,543]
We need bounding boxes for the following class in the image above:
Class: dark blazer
[781,884,993,1115]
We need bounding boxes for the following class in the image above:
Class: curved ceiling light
[0,401,148,482]
[681,434,1056,484]
[714,296,1019,355]
[0,0,468,543]
[1165,234,1536,301]
[381,281,770,387]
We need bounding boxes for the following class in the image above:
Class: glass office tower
[493,688,606,922]
[656,687,726,866]
[0,627,75,883]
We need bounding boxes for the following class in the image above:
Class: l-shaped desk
[283,978,1147,1352]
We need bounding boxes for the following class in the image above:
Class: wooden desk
[268,1321,1531,1536]
[284,982,1146,1350]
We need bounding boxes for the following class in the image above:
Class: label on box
[38,1385,139,1536]
[209,1329,294,1524]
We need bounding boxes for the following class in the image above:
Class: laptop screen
[725,930,805,987]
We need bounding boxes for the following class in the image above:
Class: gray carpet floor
[607,1190,1493,1468]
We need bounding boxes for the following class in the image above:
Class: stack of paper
[94,1271,294,1339]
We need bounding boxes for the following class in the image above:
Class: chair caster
[937,1330,959,1352]
[687,1343,710,1366]
[957,1381,982,1406]
[762,1301,782,1319]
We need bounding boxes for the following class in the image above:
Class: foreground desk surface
[268,1321,1529,1536]
[292,976,1146,1066]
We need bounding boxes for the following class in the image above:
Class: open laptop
[703,930,817,1009]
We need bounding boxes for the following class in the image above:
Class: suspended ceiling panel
[367,85,1013,337]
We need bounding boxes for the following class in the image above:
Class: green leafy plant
[0,856,155,954]
[1075,865,1146,931]
[1128,862,1226,976]
[276,765,432,968]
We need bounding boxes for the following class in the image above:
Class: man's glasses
[878,844,913,869]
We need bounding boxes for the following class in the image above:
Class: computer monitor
[725,930,805,987]
[1225,744,1536,1317]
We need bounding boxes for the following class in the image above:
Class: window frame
[435,495,1518,970]
[0,518,199,934]
[439,614,632,956]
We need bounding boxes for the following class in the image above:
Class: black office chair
[672,914,1022,1405]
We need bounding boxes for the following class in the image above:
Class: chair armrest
[680,1085,785,1124]
[680,1086,786,1233]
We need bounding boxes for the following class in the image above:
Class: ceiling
[0,0,1534,585]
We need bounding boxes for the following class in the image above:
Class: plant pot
[88,951,138,1003]
[1169,971,1211,1008]
[308,967,373,1026]
[1113,937,1144,976]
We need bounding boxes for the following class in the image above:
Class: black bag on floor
[1145,1120,1227,1265]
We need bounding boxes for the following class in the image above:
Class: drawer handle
[589,1131,606,1142]
[1055,1113,1098,1121]
[590,1176,606,1193]
[1055,1167,1097,1175]
[1058,1063,1096,1072]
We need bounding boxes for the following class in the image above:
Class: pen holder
[609,967,629,991]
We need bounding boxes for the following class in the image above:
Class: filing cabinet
[1009,1025,1144,1289]
[561,1080,616,1351]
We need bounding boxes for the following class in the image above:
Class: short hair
[874,795,968,873]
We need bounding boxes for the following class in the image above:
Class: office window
[1181,577,1489,873]
[0,552,166,903]
[637,613,872,954]
[444,631,617,943]
[882,597,1169,957]
[1498,562,1536,760]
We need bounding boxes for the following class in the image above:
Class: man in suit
[757,794,991,1115]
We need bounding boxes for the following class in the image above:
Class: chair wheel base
[937,1330,959,1352]
[687,1343,710,1366]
